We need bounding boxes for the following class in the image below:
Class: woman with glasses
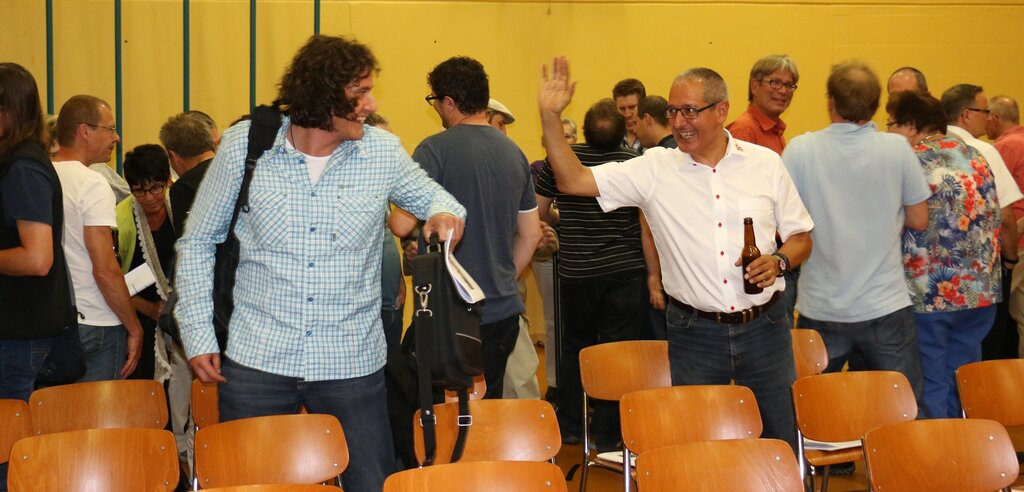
[115,144,175,380]
[887,91,1001,418]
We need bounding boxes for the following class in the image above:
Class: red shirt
[994,126,1024,247]
[727,103,787,155]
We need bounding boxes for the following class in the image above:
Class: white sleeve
[592,156,654,212]
[80,173,117,227]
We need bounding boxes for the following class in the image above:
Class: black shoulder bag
[411,233,484,466]
[160,105,282,349]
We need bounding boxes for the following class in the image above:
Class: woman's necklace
[917,133,943,146]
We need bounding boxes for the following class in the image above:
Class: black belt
[669,292,781,325]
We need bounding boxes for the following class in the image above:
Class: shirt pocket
[333,193,382,251]
[737,197,774,225]
[246,190,290,251]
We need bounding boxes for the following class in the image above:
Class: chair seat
[805,447,864,467]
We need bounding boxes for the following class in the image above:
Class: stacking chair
[194,413,348,489]
[577,340,671,492]
[635,438,803,492]
[618,385,763,492]
[200,485,341,491]
[444,375,487,403]
[28,379,168,434]
[791,328,828,379]
[383,460,568,492]
[8,427,179,491]
[791,370,917,492]
[412,398,560,465]
[191,379,219,429]
[957,359,1024,459]
[0,399,32,467]
[862,418,1018,492]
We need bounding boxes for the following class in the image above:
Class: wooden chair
[194,413,348,489]
[0,399,32,465]
[862,418,1018,492]
[619,385,763,492]
[200,485,341,491]
[8,427,179,491]
[578,340,671,492]
[635,438,803,492]
[412,398,560,465]
[383,460,568,492]
[957,358,1024,424]
[191,379,219,429]
[28,379,168,434]
[791,370,917,492]
[791,328,828,379]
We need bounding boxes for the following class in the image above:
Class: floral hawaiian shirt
[903,134,1002,313]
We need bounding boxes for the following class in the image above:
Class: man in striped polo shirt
[536,98,646,452]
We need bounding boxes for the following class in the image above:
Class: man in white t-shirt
[52,95,142,381]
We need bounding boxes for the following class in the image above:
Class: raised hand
[539,56,577,116]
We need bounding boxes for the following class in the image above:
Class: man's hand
[189,353,227,383]
[539,57,576,117]
[120,324,143,379]
[535,222,559,256]
[735,255,779,289]
[422,212,464,249]
[648,274,666,310]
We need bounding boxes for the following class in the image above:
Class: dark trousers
[480,315,520,399]
[556,270,646,446]
[0,337,52,491]
[982,265,1018,360]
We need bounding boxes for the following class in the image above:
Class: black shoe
[828,462,855,476]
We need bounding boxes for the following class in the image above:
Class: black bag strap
[451,387,471,462]
[229,105,281,232]
[414,262,438,466]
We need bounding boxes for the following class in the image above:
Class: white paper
[803,438,861,451]
[445,229,486,303]
[124,263,157,296]
[595,451,636,467]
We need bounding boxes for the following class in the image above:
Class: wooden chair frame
[862,418,1018,492]
[28,379,168,435]
[0,399,32,465]
[383,460,568,492]
[8,427,179,491]
[957,358,1024,425]
[199,485,341,492]
[619,385,762,491]
[412,398,560,465]
[791,370,917,492]
[791,328,828,379]
[577,340,671,492]
[193,413,348,489]
[635,439,803,492]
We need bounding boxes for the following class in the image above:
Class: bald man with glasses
[538,58,813,453]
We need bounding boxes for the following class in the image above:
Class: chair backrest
[957,358,1024,425]
[383,460,568,492]
[791,370,917,442]
[620,385,762,455]
[192,379,219,429]
[579,340,671,401]
[28,379,168,434]
[635,439,803,492]
[0,399,32,464]
[791,328,828,379]
[194,413,349,489]
[444,375,487,403]
[413,398,560,465]
[863,418,1018,492]
[200,485,341,492]
[8,427,179,491]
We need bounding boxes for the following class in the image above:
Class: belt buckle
[742,308,754,323]
[715,312,723,323]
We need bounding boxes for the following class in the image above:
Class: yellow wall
[6,0,1024,331]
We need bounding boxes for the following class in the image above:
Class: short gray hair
[748,55,799,101]
[672,68,728,105]
[990,96,1020,125]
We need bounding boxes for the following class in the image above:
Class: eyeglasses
[965,107,991,115]
[424,95,441,106]
[665,101,722,120]
[761,78,798,92]
[886,120,898,128]
[131,184,165,198]
[82,122,118,134]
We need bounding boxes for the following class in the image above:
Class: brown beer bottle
[742,217,763,295]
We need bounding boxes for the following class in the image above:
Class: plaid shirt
[175,119,465,381]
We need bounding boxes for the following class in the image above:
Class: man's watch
[772,252,789,277]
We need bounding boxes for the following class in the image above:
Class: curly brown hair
[273,35,379,131]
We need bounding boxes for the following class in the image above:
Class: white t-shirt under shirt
[53,160,120,326]
[285,136,330,185]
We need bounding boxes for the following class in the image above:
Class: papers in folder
[803,438,861,451]
[444,229,486,304]
[124,264,157,296]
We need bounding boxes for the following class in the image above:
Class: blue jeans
[76,324,126,382]
[219,358,397,492]
[381,308,404,355]
[667,298,797,453]
[556,271,646,447]
[0,336,53,491]
[800,306,927,418]
[916,306,995,418]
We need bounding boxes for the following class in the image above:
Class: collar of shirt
[997,125,1024,143]
[675,130,754,170]
[269,117,372,162]
[747,103,787,135]
[824,121,878,135]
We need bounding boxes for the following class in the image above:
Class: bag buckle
[457,415,473,427]
[419,412,437,427]
[415,284,433,317]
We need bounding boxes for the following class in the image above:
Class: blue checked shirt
[174,119,465,381]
